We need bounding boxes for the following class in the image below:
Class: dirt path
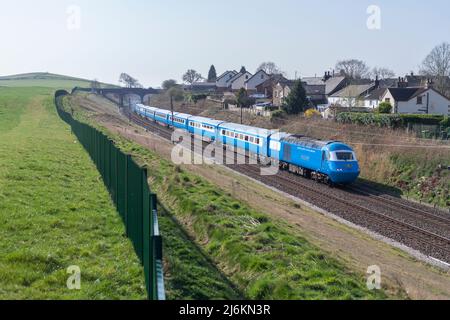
[69,93,450,300]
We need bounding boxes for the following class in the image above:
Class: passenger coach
[187,116,224,141]
[218,123,273,158]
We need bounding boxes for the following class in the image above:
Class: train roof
[281,135,335,149]
[153,109,174,116]
[139,105,159,112]
[188,116,224,127]
[269,132,291,141]
[219,122,273,137]
[171,112,192,120]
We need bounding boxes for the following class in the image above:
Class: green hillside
[0,72,117,90]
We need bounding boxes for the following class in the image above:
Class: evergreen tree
[240,66,247,74]
[282,80,307,115]
[207,65,217,82]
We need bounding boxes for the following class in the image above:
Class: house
[380,86,450,115]
[255,74,288,97]
[304,84,328,110]
[302,72,348,96]
[245,70,270,92]
[229,71,253,91]
[272,80,328,110]
[363,88,386,109]
[362,77,398,109]
[328,84,375,108]
[272,80,296,107]
[216,71,238,89]
[186,82,217,93]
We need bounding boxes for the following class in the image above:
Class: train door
[283,144,292,162]
[321,150,330,172]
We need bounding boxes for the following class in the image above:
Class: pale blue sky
[1,0,449,87]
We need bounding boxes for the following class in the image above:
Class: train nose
[329,162,360,184]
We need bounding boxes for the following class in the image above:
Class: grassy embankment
[151,94,449,208]
[0,86,146,299]
[63,94,391,300]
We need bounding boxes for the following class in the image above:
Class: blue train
[133,104,360,185]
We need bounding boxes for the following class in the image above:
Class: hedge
[336,113,449,129]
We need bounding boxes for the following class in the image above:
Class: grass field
[0,86,146,299]
[0,73,117,89]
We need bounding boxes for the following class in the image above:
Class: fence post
[150,193,164,300]
[125,154,129,237]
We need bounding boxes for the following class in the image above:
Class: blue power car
[276,135,360,184]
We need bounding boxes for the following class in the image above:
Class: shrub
[377,102,393,114]
[271,110,285,120]
[337,112,447,129]
[400,114,444,125]
[304,109,322,118]
[336,112,403,128]
[440,116,450,128]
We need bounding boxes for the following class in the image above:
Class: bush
[440,116,450,128]
[304,109,322,118]
[271,110,286,120]
[336,112,447,129]
[336,112,403,128]
[377,102,393,114]
[399,114,444,125]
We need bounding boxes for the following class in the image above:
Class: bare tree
[257,62,285,75]
[371,67,395,79]
[335,59,370,79]
[420,42,450,95]
[182,69,203,85]
[119,73,142,88]
[162,79,178,90]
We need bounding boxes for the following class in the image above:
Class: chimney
[398,77,407,88]
[375,75,380,88]
[323,71,332,82]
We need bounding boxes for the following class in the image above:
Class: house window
[385,98,390,103]
[417,96,423,105]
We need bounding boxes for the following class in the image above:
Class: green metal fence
[54,90,165,300]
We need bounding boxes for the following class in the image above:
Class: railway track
[126,110,450,264]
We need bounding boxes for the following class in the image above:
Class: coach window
[245,136,249,141]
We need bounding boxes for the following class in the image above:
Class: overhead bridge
[72,87,161,107]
